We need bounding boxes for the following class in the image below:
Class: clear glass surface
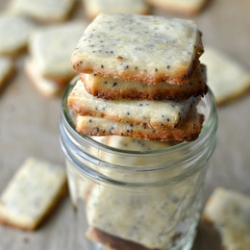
[60,77,218,250]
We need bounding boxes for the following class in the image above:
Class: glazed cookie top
[71,13,203,85]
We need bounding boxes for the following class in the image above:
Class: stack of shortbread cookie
[69,13,207,142]
[68,13,208,249]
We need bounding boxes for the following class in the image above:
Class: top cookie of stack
[69,13,207,142]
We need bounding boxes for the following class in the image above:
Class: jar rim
[61,76,218,157]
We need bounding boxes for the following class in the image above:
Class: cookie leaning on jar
[68,13,208,250]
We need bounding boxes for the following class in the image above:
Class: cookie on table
[81,64,207,100]
[28,21,88,87]
[0,13,36,57]
[200,46,250,105]
[25,58,62,98]
[146,0,208,16]
[0,57,15,89]
[71,13,204,85]
[202,187,250,250]
[82,0,150,20]
[68,80,200,130]
[0,157,68,230]
[25,21,88,97]
[7,0,76,23]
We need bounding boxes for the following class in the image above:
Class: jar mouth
[61,76,218,157]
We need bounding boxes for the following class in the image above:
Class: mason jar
[60,77,218,250]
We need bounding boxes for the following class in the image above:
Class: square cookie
[81,64,207,100]
[71,13,204,85]
[0,157,67,230]
[75,111,204,142]
[201,46,250,105]
[25,58,62,98]
[68,80,200,130]
[146,0,208,16]
[82,0,150,20]
[86,169,199,249]
[202,188,250,250]
[28,21,88,86]
[0,13,36,57]
[7,0,76,23]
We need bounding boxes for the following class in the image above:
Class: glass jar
[60,77,218,250]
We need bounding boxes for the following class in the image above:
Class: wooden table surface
[0,0,250,249]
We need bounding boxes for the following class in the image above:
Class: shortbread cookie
[82,0,150,20]
[71,13,204,85]
[86,173,199,249]
[202,188,250,250]
[106,136,176,151]
[28,21,88,86]
[7,0,76,23]
[87,227,157,250]
[75,111,204,142]
[97,137,180,181]
[0,13,36,57]
[201,46,250,105]
[25,58,62,98]
[68,80,199,130]
[0,157,67,230]
[0,57,15,89]
[146,0,208,16]
[81,65,207,100]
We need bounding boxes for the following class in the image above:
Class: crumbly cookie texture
[0,13,36,57]
[71,13,204,85]
[28,21,88,86]
[75,110,203,142]
[146,0,208,16]
[68,80,199,130]
[0,157,67,230]
[0,56,15,89]
[82,0,150,20]
[201,46,250,105]
[81,65,207,100]
[7,0,76,23]
[202,188,250,250]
